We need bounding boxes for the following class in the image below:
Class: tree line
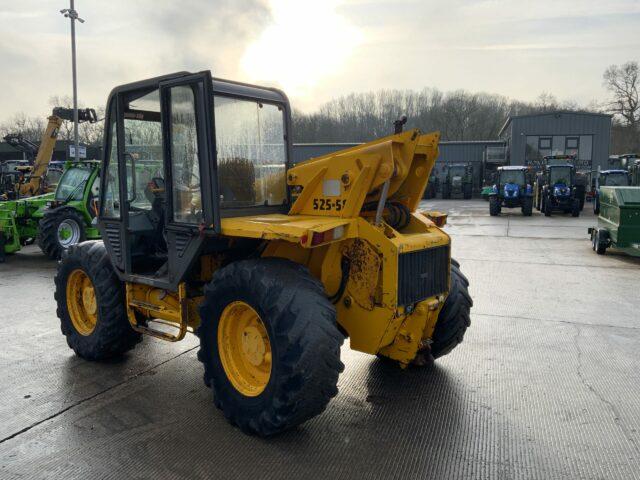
[2,62,638,154]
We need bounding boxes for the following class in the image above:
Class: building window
[566,137,579,150]
[539,137,552,150]
[577,136,593,168]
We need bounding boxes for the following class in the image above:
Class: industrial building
[293,111,613,195]
[0,139,99,162]
[499,111,612,172]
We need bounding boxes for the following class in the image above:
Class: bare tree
[603,61,640,130]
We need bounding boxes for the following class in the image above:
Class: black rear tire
[595,230,608,255]
[463,183,473,200]
[55,241,142,360]
[489,196,500,216]
[571,199,581,217]
[522,197,533,216]
[38,207,86,260]
[543,196,552,217]
[197,258,345,436]
[430,260,473,358]
[594,197,600,215]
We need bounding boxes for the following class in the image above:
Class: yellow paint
[125,283,202,342]
[217,301,272,397]
[66,269,98,336]
[18,115,64,197]
[120,128,450,367]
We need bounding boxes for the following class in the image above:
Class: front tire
[197,258,345,436]
[489,196,501,216]
[54,241,141,360]
[463,183,473,200]
[522,197,533,216]
[571,199,581,217]
[543,196,552,216]
[38,207,86,260]
[430,260,473,358]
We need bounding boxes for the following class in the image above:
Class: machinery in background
[0,108,97,200]
[630,159,640,186]
[55,71,472,437]
[608,153,639,170]
[0,161,101,262]
[592,169,630,214]
[480,145,508,201]
[589,186,640,257]
[442,163,473,199]
[488,166,533,216]
[423,172,438,199]
[534,159,582,217]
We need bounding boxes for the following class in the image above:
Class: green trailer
[588,186,640,257]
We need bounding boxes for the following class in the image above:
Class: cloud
[0,0,638,122]
[0,0,271,121]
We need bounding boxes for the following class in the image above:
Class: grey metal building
[293,140,507,192]
[0,140,100,162]
[498,111,612,172]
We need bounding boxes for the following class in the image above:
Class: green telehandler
[0,161,102,262]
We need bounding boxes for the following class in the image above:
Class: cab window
[169,85,203,223]
[214,97,287,208]
[55,167,91,201]
[103,113,120,218]
[123,89,164,212]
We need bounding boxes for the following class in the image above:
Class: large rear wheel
[54,241,141,360]
[197,258,345,436]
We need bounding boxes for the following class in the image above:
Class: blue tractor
[593,169,630,214]
[535,163,581,217]
[489,166,533,216]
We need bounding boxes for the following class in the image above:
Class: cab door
[159,72,218,288]
[98,71,216,290]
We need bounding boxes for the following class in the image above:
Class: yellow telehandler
[56,71,472,436]
[1,107,97,200]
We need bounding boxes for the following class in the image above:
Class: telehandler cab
[56,71,472,436]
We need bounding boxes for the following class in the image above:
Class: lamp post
[60,1,84,162]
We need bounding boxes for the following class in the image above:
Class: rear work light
[301,225,345,247]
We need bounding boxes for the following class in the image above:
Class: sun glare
[240,0,362,100]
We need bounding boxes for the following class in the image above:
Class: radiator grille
[397,245,450,307]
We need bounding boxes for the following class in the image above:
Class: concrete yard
[1,200,639,479]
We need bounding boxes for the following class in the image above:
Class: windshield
[499,170,525,185]
[214,96,287,208]
[549,167,572,185]
[449,166,466,177]
[602,173,629,186]
[55,167,91,201]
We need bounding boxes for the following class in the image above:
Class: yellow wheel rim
[66,269,98,336]
[217,301,272,397]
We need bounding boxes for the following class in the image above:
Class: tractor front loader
[55,71,473,436]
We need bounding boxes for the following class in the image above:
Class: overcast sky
[1,0,639,122]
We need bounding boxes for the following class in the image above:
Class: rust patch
[344,239,381,311]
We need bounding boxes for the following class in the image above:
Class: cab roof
[601,169,629,174]
[498,166,527,171]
